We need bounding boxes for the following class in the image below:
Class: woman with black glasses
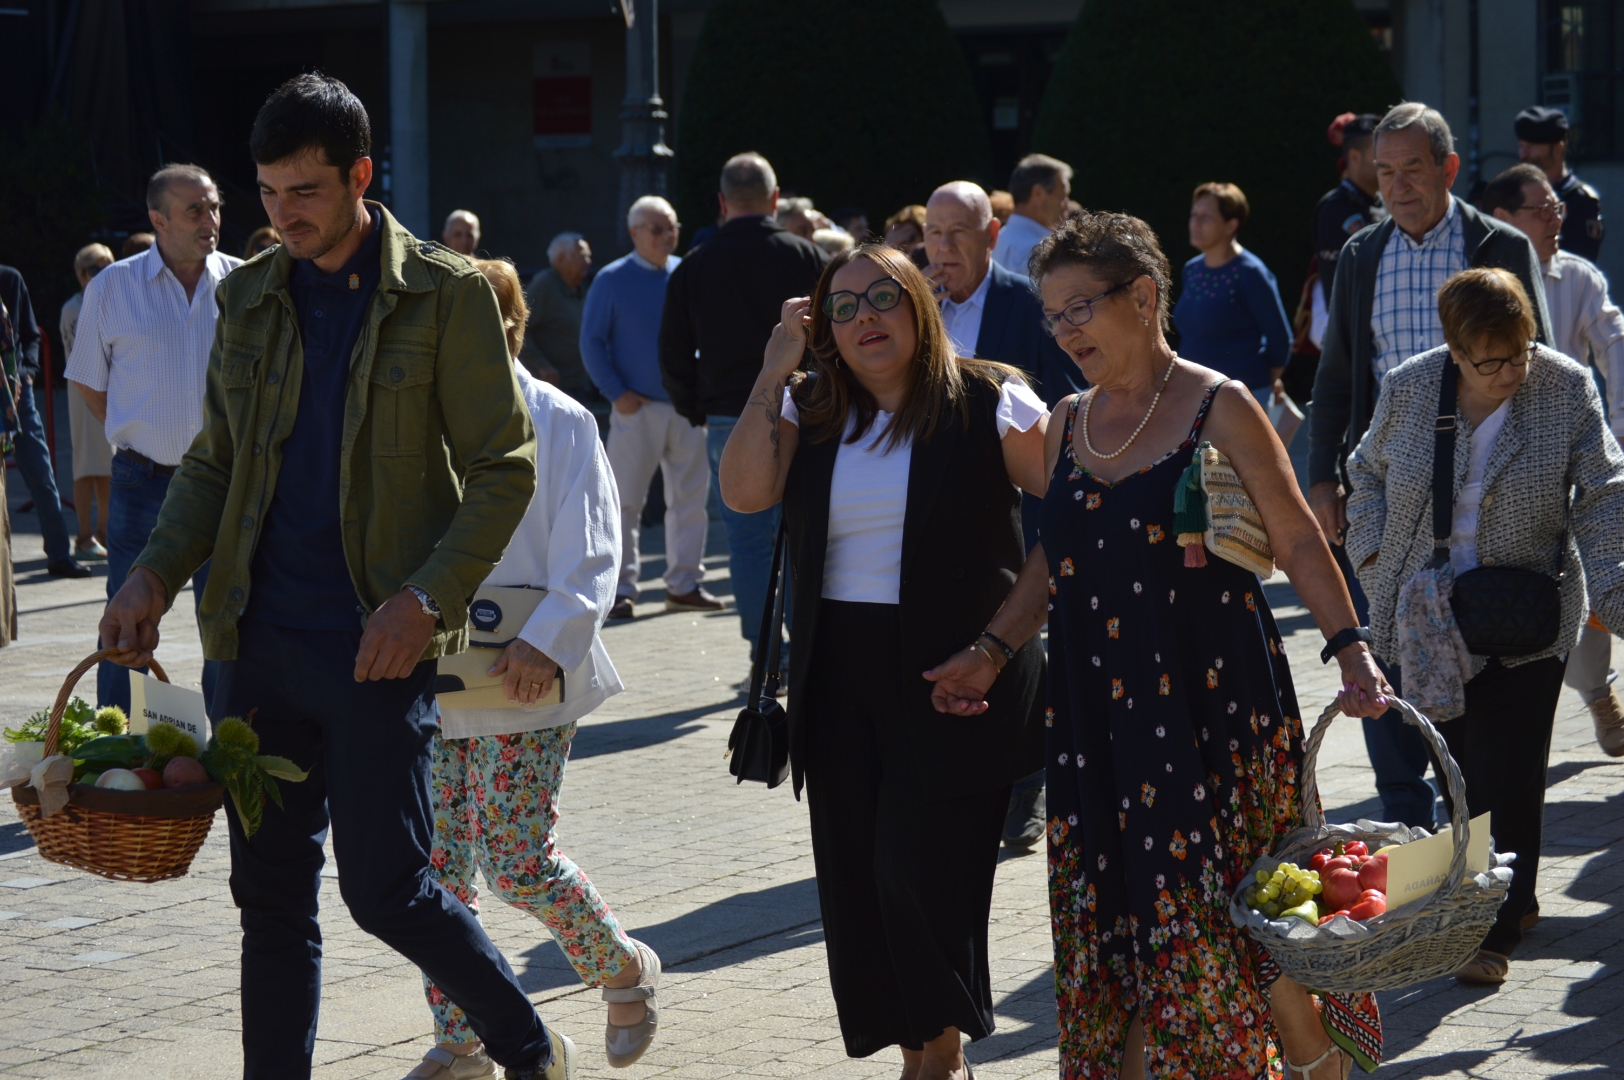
[719,244,1048,1080]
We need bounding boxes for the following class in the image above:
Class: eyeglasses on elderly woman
[823,277,905,323]
[1451,345,1531,376]
[1040,280,1132,337]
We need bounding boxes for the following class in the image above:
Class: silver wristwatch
[405,585,441,619]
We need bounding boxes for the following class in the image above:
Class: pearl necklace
[1081,359,1177,460]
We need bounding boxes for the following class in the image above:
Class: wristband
[971,640,1005,672]
[978,630,1016,664]
[1320,626,1372,664]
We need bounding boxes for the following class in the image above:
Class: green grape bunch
[1243,861,1323,923]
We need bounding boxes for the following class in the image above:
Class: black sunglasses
[823,278,904,323]
[1041,281,1132,337]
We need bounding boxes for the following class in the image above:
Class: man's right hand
[1308,481,1348,545]
[613,391,650,415]
[100,566,169,669]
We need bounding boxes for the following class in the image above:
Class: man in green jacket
[98,76,571,1080]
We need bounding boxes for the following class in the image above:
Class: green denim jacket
[136,203,537,660]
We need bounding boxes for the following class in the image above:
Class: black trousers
[802,600,1010,1057]
[214,618,550,1079]
[1434,655,1565,956]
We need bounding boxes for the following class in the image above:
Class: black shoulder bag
[725,521,790,786]
[1430,365,1562,656]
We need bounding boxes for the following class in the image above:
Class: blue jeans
[707,415,789,663]
[1331,541,1435,827]
[98,451,219,710]
[12,381,70,561]
[217,618,552,1078]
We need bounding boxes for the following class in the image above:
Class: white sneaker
[404,1043,496,1079]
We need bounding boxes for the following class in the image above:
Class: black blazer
[1307,198,1552,488]
[975,260,1081,407]
[780,377,1046,799]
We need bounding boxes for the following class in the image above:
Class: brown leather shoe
[1591,692,1624,757]
[607,597,636,620]
[664,587,724,612]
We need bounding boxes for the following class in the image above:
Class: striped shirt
[1369,197,1468,383]
[1544,250,1624,437]
[65,244,241,466]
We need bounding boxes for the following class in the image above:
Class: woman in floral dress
[925,213,1391,1080]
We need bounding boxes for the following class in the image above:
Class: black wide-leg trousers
[802,600,1011,1058]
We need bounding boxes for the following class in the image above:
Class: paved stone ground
[2,398,1622,1078]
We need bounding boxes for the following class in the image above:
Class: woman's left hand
[488,639,561,705]
[923,647,998,715]
[1334,644,1391,718]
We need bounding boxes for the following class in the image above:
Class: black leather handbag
[725,523,790,787]
[1430,365,1562,657]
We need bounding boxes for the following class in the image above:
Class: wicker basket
[10,650,224,883]
[1229,696,1512,993]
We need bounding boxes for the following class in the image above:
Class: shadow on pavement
[514,876,823,994]
[571,697,737,760]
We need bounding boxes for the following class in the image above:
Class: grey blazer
[1346,345,1624,673]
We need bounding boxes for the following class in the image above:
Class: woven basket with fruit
[6,650,305,883]
[1228,696,1514,993]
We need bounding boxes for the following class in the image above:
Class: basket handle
[1298,695,1475,899]
[43,650,170,758]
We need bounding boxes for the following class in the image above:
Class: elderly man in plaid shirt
[1308,101,1552,835]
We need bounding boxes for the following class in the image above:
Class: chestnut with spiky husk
[202,713,306,838]
[143,720,199,764]
[93,706,128,735]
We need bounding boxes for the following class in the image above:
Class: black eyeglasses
[1508,200,1566,221]
[823,277,904,323]
[1040,281,1132,337]
[1455,346,1531,376]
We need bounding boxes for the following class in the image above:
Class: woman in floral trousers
[405,259,660,1080]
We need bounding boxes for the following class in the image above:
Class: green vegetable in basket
[142,720,200,770]
[71,734,151,780]
[93,706,128,735]
[3,697,106,756]
[202,715,308,839]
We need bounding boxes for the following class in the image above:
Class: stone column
[388,0,430,238]
[614,0,673,250]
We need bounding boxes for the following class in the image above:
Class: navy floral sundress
[1041,384,1382,1079]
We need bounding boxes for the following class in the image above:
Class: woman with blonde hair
[721,243,1048,1079]
[402,258,659,1079]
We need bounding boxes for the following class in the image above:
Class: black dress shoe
[47,558,92,579]
[1003,778,1046,848]
[607,597,636,620]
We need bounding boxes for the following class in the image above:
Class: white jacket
[437,366,624,737]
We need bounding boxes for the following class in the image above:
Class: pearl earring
[1142,316,1149,326]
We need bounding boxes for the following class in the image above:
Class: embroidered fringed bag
[1173,441,1275,577]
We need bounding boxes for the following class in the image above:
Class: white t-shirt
[781,378,1045,603]
[1449,398,1510,575]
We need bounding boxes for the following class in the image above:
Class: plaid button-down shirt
[1369,197,1468,383]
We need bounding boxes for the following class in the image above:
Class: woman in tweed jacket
[1347,268,1624,985]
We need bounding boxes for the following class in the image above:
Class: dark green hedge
[1031,0,1401,307]
[672,0,990,242]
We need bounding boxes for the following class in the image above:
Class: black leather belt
[114,448,178,476]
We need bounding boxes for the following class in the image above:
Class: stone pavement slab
[5,431,1624,1077]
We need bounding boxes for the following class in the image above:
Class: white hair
[548,232,585,262]
[627,195,676,228]
[444,208,480,232]
[811,228,854,256]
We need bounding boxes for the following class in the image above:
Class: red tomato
[131,767,164,791]
[1348,890,1387,920]
[1343,840,1370,858]
[1322,866,1363,911]
[1322,855,1355,873]
[1309,849,1334,872]
[1357,852,1389,893]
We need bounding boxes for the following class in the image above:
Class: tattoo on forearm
[749,381,785,457]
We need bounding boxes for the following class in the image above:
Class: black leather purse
[1430,364,1562,657]
[725,523,790,787]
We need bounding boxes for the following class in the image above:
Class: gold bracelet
[971,640,1004,672]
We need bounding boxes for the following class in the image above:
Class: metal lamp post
[614,0,673,249]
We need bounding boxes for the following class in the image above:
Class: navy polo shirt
[247,209,383,631]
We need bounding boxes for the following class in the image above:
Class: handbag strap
[748,519,788,703]
[1430,359,1459,563]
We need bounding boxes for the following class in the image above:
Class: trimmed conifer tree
[672,0,991,243]
[1031,0,1401,307]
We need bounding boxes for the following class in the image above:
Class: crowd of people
[3,69,1624,1080]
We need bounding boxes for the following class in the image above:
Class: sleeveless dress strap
[1185,380,1228,445]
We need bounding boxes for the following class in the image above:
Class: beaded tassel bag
[1173,441,1275,577]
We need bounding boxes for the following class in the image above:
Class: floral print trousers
[423,724,636,1043]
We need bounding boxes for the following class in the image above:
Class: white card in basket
[1379,811,1492,909]
[130,673,211,748]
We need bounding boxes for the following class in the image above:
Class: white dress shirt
[1449,398,1511,575]
[780,378,1045,604]
[992,212,1051,277]
[940,267,994,358]
[439,366,626,738]
[1543,250,1624,438]
[65,245,242,466]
